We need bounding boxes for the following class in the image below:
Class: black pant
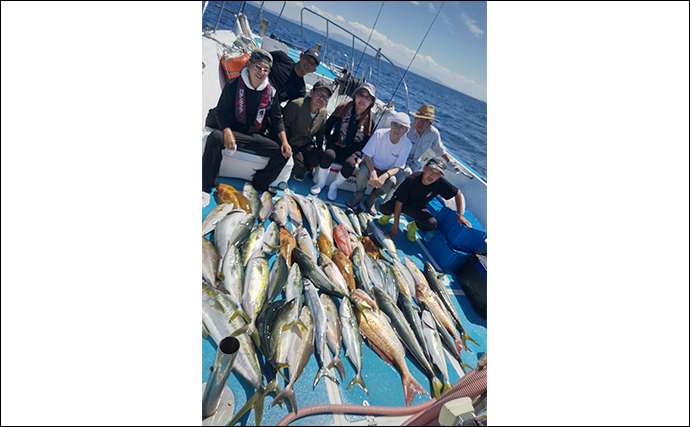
[379,198,438,231]
[291,144,322,177]
[202,129,289,192]
[320,144,361,178]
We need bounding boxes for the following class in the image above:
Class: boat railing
[204,1,266,35]
[300,7,409,113]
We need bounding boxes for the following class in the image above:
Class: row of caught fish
[201,182,479,424]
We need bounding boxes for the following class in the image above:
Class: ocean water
[202,1,487,180]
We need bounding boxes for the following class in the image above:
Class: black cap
[311,80,333,96]
[304,48,321,65]
[426,157,447,174]
[249,49,273,67]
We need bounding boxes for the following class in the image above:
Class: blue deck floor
[202,173,487,426]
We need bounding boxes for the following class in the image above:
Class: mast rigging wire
[390,1,445,101]
[354,1,386,75]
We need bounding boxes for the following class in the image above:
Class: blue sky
[253,1,487,102]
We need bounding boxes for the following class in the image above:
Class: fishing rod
[389,1,445,102]
[354,1,386,76]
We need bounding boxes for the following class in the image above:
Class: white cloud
[461,12,484,38]
[336,15,345,24]
[410,1,420,6]
[428,3,437,14]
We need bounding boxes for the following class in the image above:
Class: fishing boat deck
[202,174,487,426]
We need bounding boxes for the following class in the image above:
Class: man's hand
[368,171,381,188]
[223,129,236,151]
[458,214,471,228]
[389,221,399,238]
[281,142,292,158]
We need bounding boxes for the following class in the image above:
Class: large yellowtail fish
[351,289,428,406]
[232,252,269,347]
[202,237,219,287]
[202,283,276,426]
[270,306,314,411]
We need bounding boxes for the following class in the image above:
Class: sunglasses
[313,90,330,101]
[357,91,373,101]
[251,62,270,74]
[390,122,408,131]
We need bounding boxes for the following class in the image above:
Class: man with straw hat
[384,103,463,199]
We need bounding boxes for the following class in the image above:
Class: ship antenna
[389,1,445,101]
[354,1,386,76]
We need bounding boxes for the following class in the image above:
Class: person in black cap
[282,80,333,181]
[268,47,322,104]
[203,49,292,194]
[378,157,471,241]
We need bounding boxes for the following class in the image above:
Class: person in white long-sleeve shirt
[345,112,412,215]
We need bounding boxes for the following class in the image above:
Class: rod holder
[202,336,239,421]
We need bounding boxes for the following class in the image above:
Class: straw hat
[409,103,439,122]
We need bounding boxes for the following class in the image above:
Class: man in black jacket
[203,49,292,193]
[268,47,321,103]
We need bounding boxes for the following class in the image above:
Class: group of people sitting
[202,48,470,241]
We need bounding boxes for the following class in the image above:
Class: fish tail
[313,367,340,389]
[227,387,264,426]
[402,371,429,406]
[346,371,369,396]
[443,381,452,394]
[462,331,482,350]
[431,376,443,398]
[270,382,296,411]
[326,355,346,379]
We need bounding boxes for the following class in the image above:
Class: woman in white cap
[310,82,376,200]
[346,111,413,215]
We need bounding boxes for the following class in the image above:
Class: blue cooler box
[436,206,487,252]
[422,228,472,272]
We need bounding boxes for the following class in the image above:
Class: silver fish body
[292,193,318,240]
[218,244,243,306]
[320,253,350,297]
[262,220,280,253]
[321,293,346,377]
[259,191,274,224]
[202,237,219,287]
[330,204,356,235]
[271,305,314,410]
[351,246,374,298]
[241,224,266,266]
[293,248,347,298]
[345,207,363,237]
[284,193,303,228]
[267,254,289,304]
[368,221,399,261]
[202,203,235,236]
[241,251,269,346]
[243,182,262,220]
[339,297,368,395]
[421,310,452,393]
[213,209,249,263]
[381,260,399,303]
[312,197,333,244]
[270,197,288,226]
[202,283,264,392]
[303,279,339,388]
[295,226,318,262]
